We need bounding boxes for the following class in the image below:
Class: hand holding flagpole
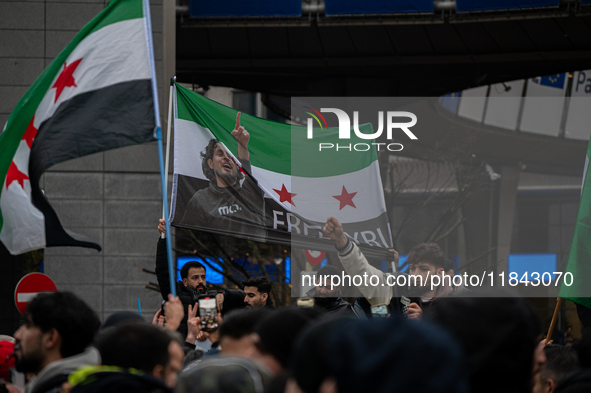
[144,0,175,296]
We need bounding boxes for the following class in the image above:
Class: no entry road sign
[14,273,57,315]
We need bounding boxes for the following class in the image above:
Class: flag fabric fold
[559,138,591,308]
[170,83,393,259]
[0,0,158,255]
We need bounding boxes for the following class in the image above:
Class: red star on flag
[22,116,38,148]
[6,162,29,190]
[273,184,296,206]
[52,58,83,103]
[333,186,357,210]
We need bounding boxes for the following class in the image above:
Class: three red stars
[273,184,296,206]
[5,59,81,192]
[52,58,82,103]
[333,186,357,210]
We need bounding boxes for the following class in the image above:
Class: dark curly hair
[26,292,100,358]
[180,260,206,279]
[407,242,445,269]
[242,276,272,295]
[201,138,243,183]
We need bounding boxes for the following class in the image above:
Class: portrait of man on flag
[178,113,266,241]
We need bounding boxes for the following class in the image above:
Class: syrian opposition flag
[0,0,159,255]
[170,83,393,259]
[558,138,591,308]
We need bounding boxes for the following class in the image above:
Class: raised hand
[196,331,210,342]
[186,303,201,344]
[388,248,399,266]
[406,303,423,320]
[216,293,224,313]
[231,112,250,160]
[163,294,184,331]
[152,308,164,326]
[323,216,348,249]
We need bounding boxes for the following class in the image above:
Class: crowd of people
[1,217,590,393]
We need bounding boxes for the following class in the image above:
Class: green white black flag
[559,138,591,307]
[0,0,158,255]
[171,83,393,258]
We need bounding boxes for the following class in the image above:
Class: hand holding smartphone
[198,297,218,332]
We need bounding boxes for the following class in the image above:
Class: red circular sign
[14,273,57,315]
[304,250,326,265]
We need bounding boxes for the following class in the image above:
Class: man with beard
[218,277,275,312]
[197,277,274,343]
[305,265,354,316]
[242,277,274,309]
[179,112,266,241]
[13,292,100,393]
[323,216,465,319]
[156,219,218,339]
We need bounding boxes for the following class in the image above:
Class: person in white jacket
[323,216,465,318]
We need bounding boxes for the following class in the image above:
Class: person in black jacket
[13,292,100,393]
[156,219,218,339]
[305,265,354,316]
[95,323,184,389]
[70,323,184,393]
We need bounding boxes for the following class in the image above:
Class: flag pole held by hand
[144,0,175,296]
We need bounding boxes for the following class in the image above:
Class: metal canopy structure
[176,4,591,96]
[401,99,587,176]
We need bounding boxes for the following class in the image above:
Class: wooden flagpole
[545,297,562,345]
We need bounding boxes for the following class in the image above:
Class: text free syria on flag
[170,83,393,258]
[0,0,158,255]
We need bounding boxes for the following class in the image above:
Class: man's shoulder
[264,301,275,311]
[176,282,196,304]
[180,188,211,225]
[31,349,101,393]
[178,356,271,393]
[30,373,69,393]
[70,367,172,393]
[450,285,471,297]
[224,288,245,297]
[330,298,353,314]
[188,186,214,204]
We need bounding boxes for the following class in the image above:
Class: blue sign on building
[508,254,557,282]
[325,0,433,15]
[190,0,301,18]
[456,0,559,12]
